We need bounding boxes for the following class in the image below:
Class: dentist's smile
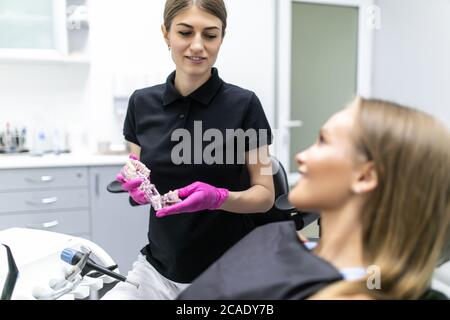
[186,56,207,64]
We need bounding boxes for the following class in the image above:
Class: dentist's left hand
[156,182,229,218]
[116,174,149,205]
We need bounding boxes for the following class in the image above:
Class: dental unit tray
[0,228,119,300]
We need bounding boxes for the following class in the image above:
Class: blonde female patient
[178,97,450,300]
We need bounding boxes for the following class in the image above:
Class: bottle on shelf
[31,129,47,156]
[4,122,13,152]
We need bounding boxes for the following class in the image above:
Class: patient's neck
[314,202,365,270]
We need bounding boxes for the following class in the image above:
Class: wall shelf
[0,0,90,66]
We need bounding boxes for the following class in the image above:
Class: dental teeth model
[120,158,181,210]
[120,158,150,180]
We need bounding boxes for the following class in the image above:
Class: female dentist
[104,0,274,300]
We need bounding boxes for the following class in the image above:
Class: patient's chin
[288,192,308,210]
[288,191,320,213]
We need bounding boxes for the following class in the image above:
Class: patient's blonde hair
[314,97,450,300]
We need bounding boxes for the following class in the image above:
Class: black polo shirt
[123,68,272,283]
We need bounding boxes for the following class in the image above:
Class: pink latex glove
[156,182,229,218]
[116,174,149,205]
[116,152,150,205]
[129,153,139,161]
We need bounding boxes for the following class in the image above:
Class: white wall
[87,0,172,151]
[0,63,91,149]
[0,0,275,153]
[372,0,450,126]
[217,0,275,127]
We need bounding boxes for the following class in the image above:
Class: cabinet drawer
[0,167,88,191]
[0,210,90,235]
[0,189,89,213]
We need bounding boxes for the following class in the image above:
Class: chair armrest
[274,194,296,212]
[106,180,144,207]
[128,197,142,207]
[106,180,126,193]
[275,194,320,230]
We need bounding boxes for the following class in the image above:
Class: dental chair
[431,260,450,299]
[0,228,119,300]
[247,156,320,231]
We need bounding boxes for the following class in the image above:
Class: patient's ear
[352,161,378,194]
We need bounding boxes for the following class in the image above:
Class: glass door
[0,0,55,49]
[0,0,68,60]
[276,0,374,184]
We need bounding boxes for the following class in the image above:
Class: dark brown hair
[164,0,227,36]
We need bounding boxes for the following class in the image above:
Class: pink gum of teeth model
[120,158,181,210]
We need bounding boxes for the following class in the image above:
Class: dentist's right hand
[155,182,229,218]
[116,154,149,205]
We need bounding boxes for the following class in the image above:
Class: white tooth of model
[120,158,181,210]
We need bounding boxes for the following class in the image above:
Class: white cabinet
[0,167,91,238]
[89,166,149,274]
[0,0,89,64]
[0,210,90,235]
[0,164,149,274]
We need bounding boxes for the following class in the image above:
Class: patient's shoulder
[309,293,373,300]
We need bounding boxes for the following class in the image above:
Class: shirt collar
[162,68,223,107]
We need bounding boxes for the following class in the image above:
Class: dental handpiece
[61,248,140,289]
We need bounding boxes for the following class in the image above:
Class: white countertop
[0,153,129,169]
